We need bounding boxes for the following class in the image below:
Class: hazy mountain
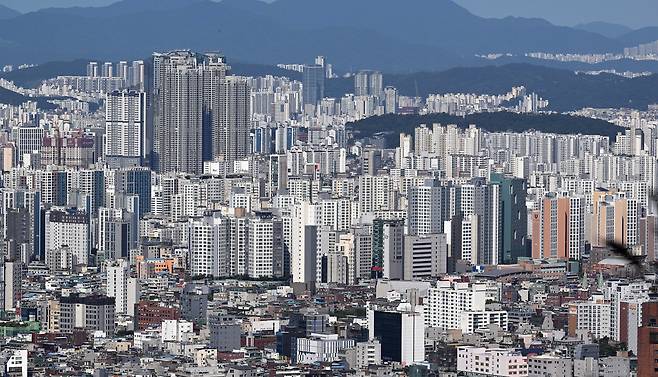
[4,57,658,113]
[0,86,57,109]
[0,0,113,13]
[5,0,658,31]
[452,0,658,29]
[0,4,19,19]
[0,0,628,71]
[617,27,658,47]
[575,22,633,39]
[326,63,658,112]
[221,0,621,55]
[34,0,207,18]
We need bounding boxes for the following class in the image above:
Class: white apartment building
[247,213,283,278]
[161,319,194,342]
[568,295,612,339]
[426,281,502,330]
[604,280,650,342]
[44,208,90,266]
[457,346,528,377]
[528,355,573,377]
[460,311,509,334]
[188,213,229,277]
[105,258,139,316]
[359,175,393,213]
[407,182,443,236]
[291,201,319,283]
[105,90,146,161]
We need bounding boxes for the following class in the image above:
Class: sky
[1,0,657,29]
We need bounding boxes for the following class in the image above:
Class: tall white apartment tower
[291,202,319,283]
[105,90,147,166]
[214,76,251,168]
[105,259,139,316]
[152,51,230,175]
[131,60,145,89]
[408,180,444,236]
[188,212,230,277]
[247,212,284,278]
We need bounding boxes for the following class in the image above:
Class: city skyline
[1,1,658,376]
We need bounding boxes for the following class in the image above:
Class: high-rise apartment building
[592,189,639,248]
[188,212,230,278]
[372,219,403,279]
[102,62,113,78]
[87,62,99,78]
[152,51,230,175]
[44,207,91,266]
[105,90,147,167]
[114,167,152,217]
[460,178,501,265]
[491,174,528,263]
[302,64,324,107]
[384,86,397,114]
[105,259,139,316]
[354,70,383,99]
[291,202,318,283]
[117,61,129,82]
[214,76,251,168]
[531,193,585,260]
[247,211,284,278]
[98,207,137,260]
[132,60,145,89]
[407,180,446,236]
[13,126,44,165]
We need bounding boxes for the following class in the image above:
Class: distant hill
[326,64,658,112]
[0,59,88,88]
[6,60,658,113]
[0,86,57,110]
[0,4,19,19]
[484,55,658,73]
[0,0,627,71]
[0,0,113,13]
[0,86,27,104]
[575,22,633,39]
[617,26,658,47]
[347,112,623,148]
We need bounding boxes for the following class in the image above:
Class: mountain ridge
[0,4,19,19]
[0,0,641,71]
[575,21,634,38]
